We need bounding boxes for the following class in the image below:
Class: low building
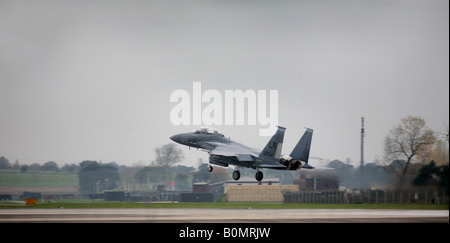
[223,176,280,193]
[179,182,214,202]
[226,184,298,203]
[192,182,210,193]
[294,169,339,191]
[221,176,297,203]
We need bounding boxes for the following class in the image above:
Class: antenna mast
[360,117,365,188]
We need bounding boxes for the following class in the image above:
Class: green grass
[0,170,78,187]
[0,201,447,210]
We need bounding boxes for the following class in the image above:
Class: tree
[384,116,436,187]
[412,161,440,187]
[442,124,449,143]
[416,139,449,166]
[327,159,356,188]
[193,164,211,182]
[28,163,40,171]
[134,166,166,188]
[413,161,449,193]
[133,145,187,189]
[20,165,29,173]
[153,143,184,167]
[118,164,142,191]
[41,161,60,172]
[438,164,449,193]
[174,173,191,191]
[11,160,20,170]
[148,143,184,187]
[0,156,10,170]
[78,161,120,193]
[61,163,80,173]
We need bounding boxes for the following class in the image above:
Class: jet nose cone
[170,134,183,144]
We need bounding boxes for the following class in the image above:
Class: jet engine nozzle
[280,155,302,171]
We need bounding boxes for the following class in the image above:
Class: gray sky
[1,0,448,168]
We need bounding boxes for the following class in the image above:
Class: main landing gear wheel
[232,170,241,180]
[255,171,263,181]
[207,165,213,172]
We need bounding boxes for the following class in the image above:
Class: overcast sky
[1,0,448,168]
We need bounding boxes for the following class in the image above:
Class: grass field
[0,170,78,187]
[1,170,448,211]
[0,201,448,210]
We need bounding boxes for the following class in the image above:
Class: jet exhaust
[280,155,302,171]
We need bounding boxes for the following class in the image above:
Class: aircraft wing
[209,143,258,162]
[209,146,254,161]
[235,154,254,161]
[209,142,288,168]
[257,157,287,169]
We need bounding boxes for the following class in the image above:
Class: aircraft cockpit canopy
[193,127,224,137]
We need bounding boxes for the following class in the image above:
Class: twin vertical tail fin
[259,126,286,158]
[260,126,314,169]
[289,128,314,164]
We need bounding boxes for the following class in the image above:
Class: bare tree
[384,116,436,187]
[442,124,449,143]
[153,143,184,168]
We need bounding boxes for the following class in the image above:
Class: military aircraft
[170,126,314,181]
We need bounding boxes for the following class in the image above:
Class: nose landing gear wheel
[255,171,263,181]
[232,170,241,180]
[207,165,213,172]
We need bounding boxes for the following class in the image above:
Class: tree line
[1,115,448,193]
[0,144,214,193]
[0,157,79,173]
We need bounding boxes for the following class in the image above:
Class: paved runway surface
[0,208,448,222]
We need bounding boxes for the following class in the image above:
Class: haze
[0,0,448,168]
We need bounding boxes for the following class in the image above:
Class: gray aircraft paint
[170,126,314,181]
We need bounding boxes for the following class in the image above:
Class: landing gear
[232,170,241,180]
[207,165,213,172]
[255,171,263,181]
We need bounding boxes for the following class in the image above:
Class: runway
[0,208,448,223]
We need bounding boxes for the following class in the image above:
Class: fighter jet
[170,126,314,181]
